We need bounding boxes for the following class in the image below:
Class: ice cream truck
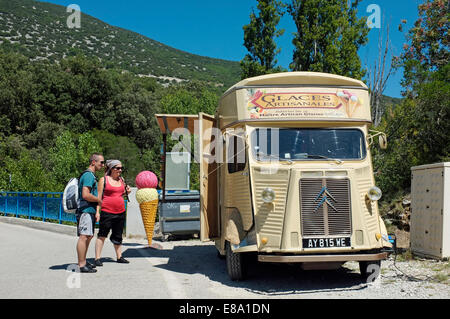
[155,71,393,281]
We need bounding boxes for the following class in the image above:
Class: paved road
[1,220,448,299]
[0,221,220,299]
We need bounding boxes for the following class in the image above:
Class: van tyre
[217,250,225,260]
[359,260,381,283]
[226,241,246,281]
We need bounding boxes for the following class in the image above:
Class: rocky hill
[0,0,241,88]
[0,0,403,105]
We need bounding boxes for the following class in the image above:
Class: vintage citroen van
[156,72,392,281]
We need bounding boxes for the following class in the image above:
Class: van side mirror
[368,130,388,150]
[378,134,387,149]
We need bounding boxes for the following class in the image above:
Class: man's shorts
[76,212,96,237]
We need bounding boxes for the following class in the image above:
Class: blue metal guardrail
[0,191,76,224]
[0,190,198,225]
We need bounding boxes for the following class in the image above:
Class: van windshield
[250,128,366,161]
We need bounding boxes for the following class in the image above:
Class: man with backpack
[76,153,105,273]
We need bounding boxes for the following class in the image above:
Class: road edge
[0,216,76,236]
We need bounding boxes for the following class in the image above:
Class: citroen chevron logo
[314,186,338,213]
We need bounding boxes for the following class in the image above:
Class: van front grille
[299,178,352,237]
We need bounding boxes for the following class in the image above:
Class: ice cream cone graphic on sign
[135,171,159,247]
[343,90,361,118]
[337,90,362,118]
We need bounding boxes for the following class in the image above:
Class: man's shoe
[79,265,97,273]
[86,260,96,268]
[94,259,103,267]
[117,257,129,264]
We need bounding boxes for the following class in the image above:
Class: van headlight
[262,188,276,203]
[367,186,382,201]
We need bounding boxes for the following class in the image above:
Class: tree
[394,0,449,162]
[0,148,56,192]
[366,21,395,126]
[412,65,450,163]
[92,129,150,186]
[0,133,55,192]
[240,0,286,79]
[397,0,449,97]
[158,82,220,190]
[0,45,229,192]
[48,130,101,191]
[0,50,41,136]
[287,0,369,79]
[160,81,219,115]
[373,0,449,197]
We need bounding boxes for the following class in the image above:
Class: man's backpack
[62,170,93,214]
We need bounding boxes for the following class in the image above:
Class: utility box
[411,162,450,259]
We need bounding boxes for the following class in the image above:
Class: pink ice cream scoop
[135,171,158,189]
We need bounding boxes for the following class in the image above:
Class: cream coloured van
[156,72,392,281]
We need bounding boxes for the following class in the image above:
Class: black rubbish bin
[158,191,200,237]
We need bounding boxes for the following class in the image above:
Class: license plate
[303,237,351,248]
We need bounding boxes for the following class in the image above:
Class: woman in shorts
[94,159,131,266]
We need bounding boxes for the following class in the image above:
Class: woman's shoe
[94,259,103,267]
[117,256,129,264]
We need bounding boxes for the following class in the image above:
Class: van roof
[223,71,368,97]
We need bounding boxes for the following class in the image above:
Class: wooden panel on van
[199,112,220,241]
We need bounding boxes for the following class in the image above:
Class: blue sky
[39,0,423,98]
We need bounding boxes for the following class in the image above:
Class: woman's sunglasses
[113,166,124,171]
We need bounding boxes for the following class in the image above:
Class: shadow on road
[49,263,74,270]
[49,257,117,271]
[121,241,368,296]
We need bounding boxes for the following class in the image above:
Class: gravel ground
[341,257,449,299]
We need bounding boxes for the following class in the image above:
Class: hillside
[0,0,403,108]
[381,95,402,108]
[0,0,241,88]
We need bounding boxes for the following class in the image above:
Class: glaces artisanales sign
[251,92,340,109]
[246,90,363,119]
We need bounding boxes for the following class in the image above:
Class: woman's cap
[105,159,122,175]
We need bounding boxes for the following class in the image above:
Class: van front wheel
[226,241,246,281]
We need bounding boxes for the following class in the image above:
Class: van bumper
[258,252,388,263]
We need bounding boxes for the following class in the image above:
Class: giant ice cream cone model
[135,171,159,246]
